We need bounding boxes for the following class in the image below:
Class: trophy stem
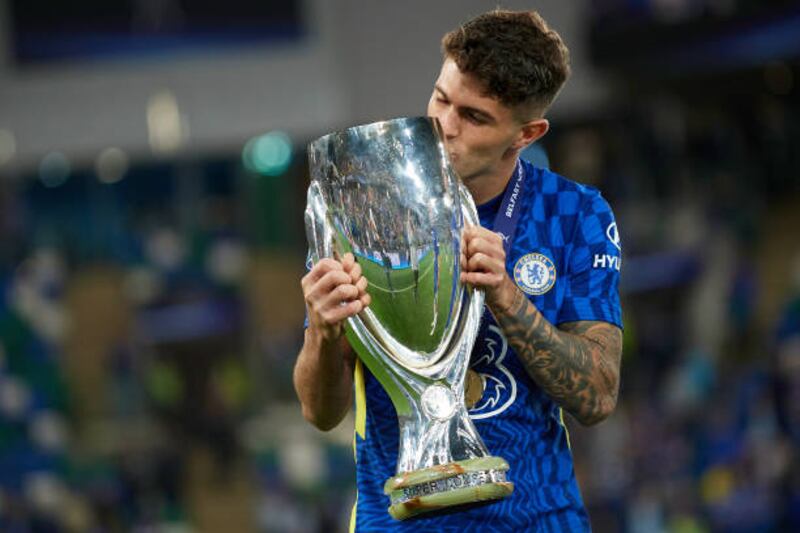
[383,456,514,520]
[345,327,416,416]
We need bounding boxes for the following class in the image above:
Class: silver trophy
[305,117,514,520]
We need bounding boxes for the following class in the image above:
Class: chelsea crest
[513,253,556,295]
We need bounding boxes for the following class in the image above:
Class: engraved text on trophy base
[390,469,509,505]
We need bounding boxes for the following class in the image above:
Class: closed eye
[464,110,488,124]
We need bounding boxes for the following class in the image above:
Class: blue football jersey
[349,159,622,532]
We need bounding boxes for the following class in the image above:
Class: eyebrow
[434,85,495,123]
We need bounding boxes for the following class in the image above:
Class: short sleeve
[557,190,623,328]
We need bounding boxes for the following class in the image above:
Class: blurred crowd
[0,158,325,532]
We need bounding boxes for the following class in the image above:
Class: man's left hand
[460,225,519,313]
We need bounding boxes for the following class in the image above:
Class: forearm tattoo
[493,289,622,425]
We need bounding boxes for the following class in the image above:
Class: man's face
[427,58,524,182]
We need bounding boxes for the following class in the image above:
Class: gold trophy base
[383,456,514,520]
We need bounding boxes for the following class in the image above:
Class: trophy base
[383,456,514,520]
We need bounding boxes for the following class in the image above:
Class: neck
[464,157,519,205]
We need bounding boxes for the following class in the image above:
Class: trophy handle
[458,181,481,228]
[304,181,334,263]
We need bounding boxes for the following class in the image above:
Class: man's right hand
[301,252,371,342]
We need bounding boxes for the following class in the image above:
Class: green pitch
[355,248,457,354]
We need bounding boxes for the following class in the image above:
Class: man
[295,9,622,532]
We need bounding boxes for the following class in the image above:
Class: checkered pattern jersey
[349,159,622,532]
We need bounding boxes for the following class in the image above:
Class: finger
[349,261,363,283]
[360,292,372,308]
[355,276,368,293]
[341,252,355,271]
[463,224,478,241]
[306,270,353,300]
[470,224,502,244]
[321,299,363,324]
[467,227,504,254]
[314,283,360,318]
[302,258,344,288]
[467,252,505,274]
[325,282,360,304]
[467,236,505,260]
[484,227,504,245]
[465,234,490,254]
[461,271,501,287]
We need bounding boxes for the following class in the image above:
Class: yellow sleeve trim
[349,491,358,533]
[354,358,366,440]
[351,360,366,532]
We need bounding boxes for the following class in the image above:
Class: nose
[436,107,459,140]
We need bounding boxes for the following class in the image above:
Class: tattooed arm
[492,288,622,425]
[462,225,622,426]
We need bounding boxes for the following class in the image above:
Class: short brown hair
[442,9,571,115]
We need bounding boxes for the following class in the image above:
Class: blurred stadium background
[1,1,799,531]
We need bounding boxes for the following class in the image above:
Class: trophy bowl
[305,116,514,520]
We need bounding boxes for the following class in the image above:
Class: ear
[511,118,549,151]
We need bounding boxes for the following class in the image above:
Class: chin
[455,168,475,181]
